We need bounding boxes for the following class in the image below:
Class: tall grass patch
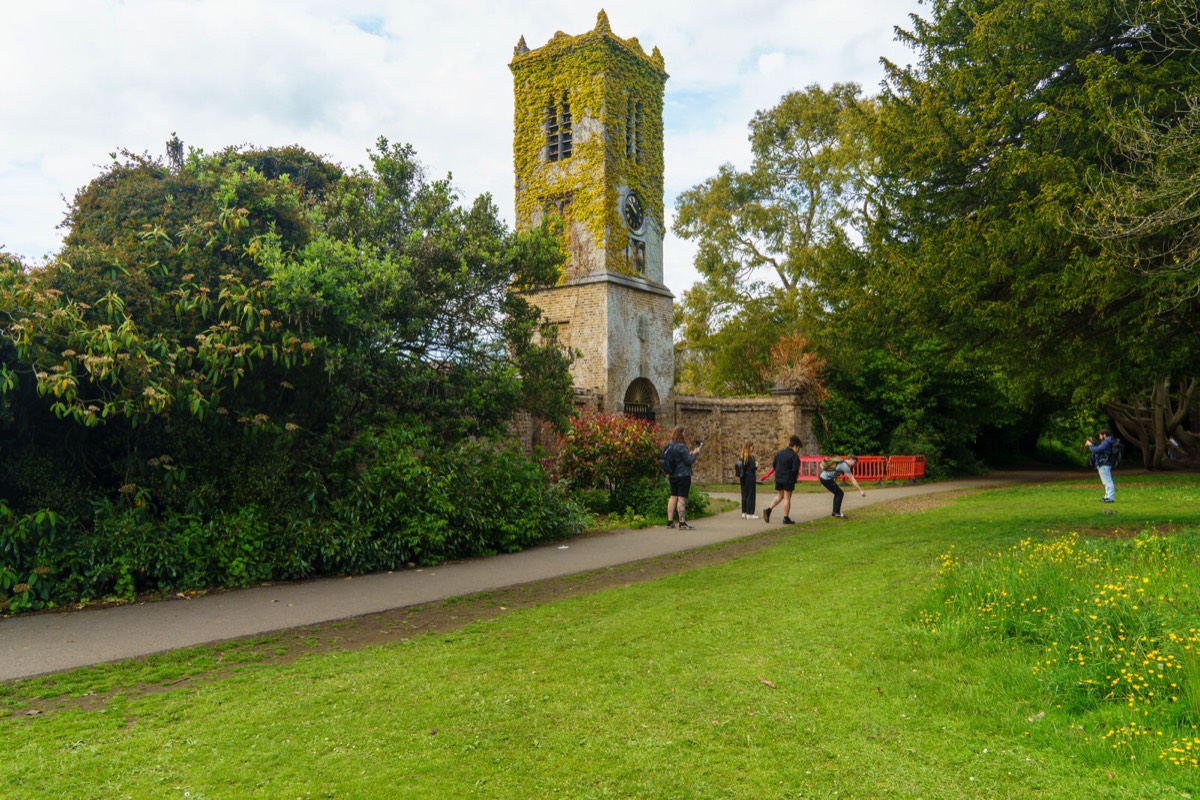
[918,506,1200,769]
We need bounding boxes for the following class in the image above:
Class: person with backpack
[663,425,702,529]
[735,441,760,519]
[1085,428,1117,503]
[819,455,866,519]
[758,435,802,525]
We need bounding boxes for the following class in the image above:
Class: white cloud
[0,0,925,293]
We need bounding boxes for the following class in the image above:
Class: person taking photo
[664,426,702,529]
[1085,428,1116,503]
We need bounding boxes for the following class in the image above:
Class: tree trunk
[1106,377,1200,470]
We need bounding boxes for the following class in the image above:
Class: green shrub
[319,427,585,570]
[446,438,578,557]
[0,139,579,612]
[555,412,662,506]
[0,447,98,519]
[612,475,709,523]
[204,506,275,588]
[0,424,590,612]
[1036,408,1104,468]
[575,487,612,515]
[536,479,592,541]
[1035,435,1090,467]
[321,426,454,571]
[0,563,54,614]
[0,503,75,611]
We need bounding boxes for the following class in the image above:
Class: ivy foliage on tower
[510,10,667,281]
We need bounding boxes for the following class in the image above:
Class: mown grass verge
[1,474,1198,798]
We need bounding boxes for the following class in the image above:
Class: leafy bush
[318,425,454,572]
[556,412,662,505]
[446,438,581,557]
[0,426,588,612]
[0,447,98,519]
[609,474,705,520]
[815,390,883,457]
[61,501,279,601]
[568,477,710,531]
[0,503,70,612]
[574,487,612,515]
[0,506,69,614]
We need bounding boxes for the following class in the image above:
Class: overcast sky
[1,0,925,294]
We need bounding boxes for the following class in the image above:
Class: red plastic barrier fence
[849,456,887,483]
[886,455,926,482]
[795,455,926,483]
[798,456,826,481]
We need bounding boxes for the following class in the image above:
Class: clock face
[622,191,644,231]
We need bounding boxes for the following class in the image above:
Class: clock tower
[511,11,673,421]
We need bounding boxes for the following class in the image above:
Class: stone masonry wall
[604,279,673,418]
[671,390,819,484]
[512,390,819,487]
[524,282,609,401]
[525,277,674,418]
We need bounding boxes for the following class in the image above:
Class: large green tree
[267,137,575,440]
[0,138,583,609]
[1067,2,1200,467]
[672,83,871,395]
[849,0,1200,466]
[1,138,574,514]
[673,80,1017,470]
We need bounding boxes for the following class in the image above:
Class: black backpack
[734,458,744,478]
[660,444,674,474]
[1090,438,1124,468]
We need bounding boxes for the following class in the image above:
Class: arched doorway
[623,378,659,421]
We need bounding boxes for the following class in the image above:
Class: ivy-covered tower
[511,10,673,420]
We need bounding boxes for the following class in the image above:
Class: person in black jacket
[664,425,702,529]
[736,441,760,519]
[759,435,802,525]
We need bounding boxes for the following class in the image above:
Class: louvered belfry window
[626,98,641,164]
[546,92,572,162]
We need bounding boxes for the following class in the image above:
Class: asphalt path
[0,471,1070,681]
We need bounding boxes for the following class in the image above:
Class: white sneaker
[746,514,759,519]
[740,513,747,519]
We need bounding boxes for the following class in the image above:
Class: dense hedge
[0,431,587,613]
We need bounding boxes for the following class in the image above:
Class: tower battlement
[511,11,668,75]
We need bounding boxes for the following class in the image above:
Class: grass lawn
[3,474,1199,798]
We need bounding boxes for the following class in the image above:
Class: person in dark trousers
[1085,428,1116,503]
[736,441,760,519]
[665,425,702,529]
[819,455,866,518]
[759,435,802,525]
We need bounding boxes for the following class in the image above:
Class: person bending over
[819,455,866,518]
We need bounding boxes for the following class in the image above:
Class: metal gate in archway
[623,378,658,422]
